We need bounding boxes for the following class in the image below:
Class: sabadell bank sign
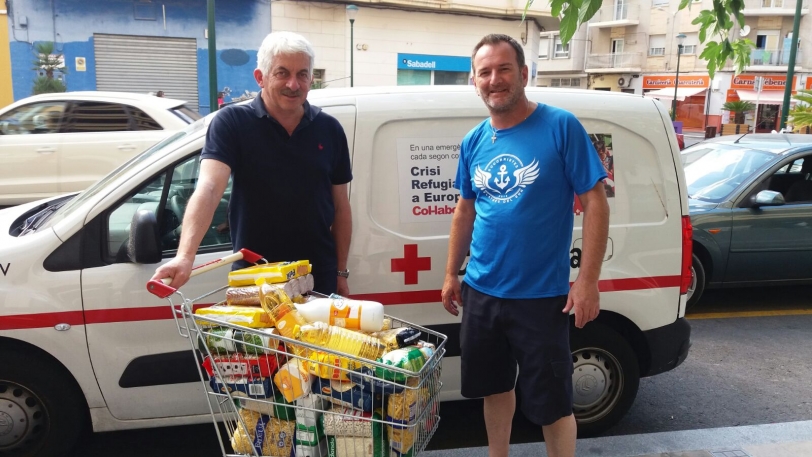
[397,53,471,72]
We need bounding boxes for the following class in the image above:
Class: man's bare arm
[563,182,609,328]
[441,198,476,316]
[331,183,352,296]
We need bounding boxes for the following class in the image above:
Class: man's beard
[483,86,523,114]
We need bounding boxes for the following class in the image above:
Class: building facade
[537,0,811,131]
[269,0,557,89]
[4,0,272,113]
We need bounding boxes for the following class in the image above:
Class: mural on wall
[7,0,270,113]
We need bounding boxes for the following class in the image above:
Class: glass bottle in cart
[294,322,386,360]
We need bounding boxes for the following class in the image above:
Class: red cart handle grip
[147,249,264,298]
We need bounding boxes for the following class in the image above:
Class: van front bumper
[642,317,691,377]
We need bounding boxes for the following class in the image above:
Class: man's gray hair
[256,31,315,76]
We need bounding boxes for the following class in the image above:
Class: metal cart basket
[147,250,446,457]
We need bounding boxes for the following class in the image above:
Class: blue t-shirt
[456,103,606,299]
[201,95,352,278]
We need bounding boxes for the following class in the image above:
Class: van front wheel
[570,322,640,437]
[0,348,89,456]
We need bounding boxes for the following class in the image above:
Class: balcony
[585,52,643,73]
[588,3,640,27]
[748,48,805,70]
[742,0,809,15]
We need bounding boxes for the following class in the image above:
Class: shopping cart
[147,250,446,457]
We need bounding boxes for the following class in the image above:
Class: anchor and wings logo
[474,154,539,203]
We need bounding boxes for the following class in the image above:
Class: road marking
[688,309,812,320]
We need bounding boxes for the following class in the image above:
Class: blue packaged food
[312,377,383,412]
[346,367,405,395]
[210,374,273,399]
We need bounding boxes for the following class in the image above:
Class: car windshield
[684,144,776,202]
[37,118,207,231]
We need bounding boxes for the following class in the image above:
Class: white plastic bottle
[294,297,384,332]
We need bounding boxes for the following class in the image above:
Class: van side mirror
[751,190,785,208]
[129,209,162,264]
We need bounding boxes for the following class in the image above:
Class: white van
[0,86,692,456]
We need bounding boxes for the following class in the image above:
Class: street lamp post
[671,33,687,121]
[346,5,359,87]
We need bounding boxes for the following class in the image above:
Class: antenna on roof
[733,133,748,144]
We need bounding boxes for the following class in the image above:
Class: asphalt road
[75,284,812,455]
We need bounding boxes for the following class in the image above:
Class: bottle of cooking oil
[294,321,386,361]
[257,279,308,356]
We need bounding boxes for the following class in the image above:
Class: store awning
[644,87,707,101]
[735,90,797,105]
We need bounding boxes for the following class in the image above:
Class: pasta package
[231,409,295,456]
[346,367,404,395]
[387,419,416,455]
[195,305,273,328]
[274,359,312,402]
[228,260,312,287]
[238,389,297,421]
[320,407,383,438]
[326,435,389,457]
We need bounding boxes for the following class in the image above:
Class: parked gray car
[682,134,812,307]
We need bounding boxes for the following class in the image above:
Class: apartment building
[537,0,811,131]
[271,0,559,89]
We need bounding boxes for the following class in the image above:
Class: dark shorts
[460,282,574,426]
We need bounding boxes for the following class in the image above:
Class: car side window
[754,156,812,206]
[0,102,67,135]
[128,106,163,131]
[106,152,233,263]
[63,101,131,133]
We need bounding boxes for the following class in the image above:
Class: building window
[652,0,669,6]
[551,78,581,87]
[397,69,468,86]
[539,37,550,59]
[554,36,570,58]
[681,33,698,55]
[761,0,783,7]
[649,35,666,56]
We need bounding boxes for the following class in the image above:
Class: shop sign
[730,74,796,90]
[807,78,812,90]
[397,54,471,72]
[642,75,709,89]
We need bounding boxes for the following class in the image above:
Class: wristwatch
[337,269,350,278]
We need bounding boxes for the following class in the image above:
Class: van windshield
[38,118,207,231]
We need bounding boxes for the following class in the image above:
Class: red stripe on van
[0,311,85,330]
[1,276,680,330]
[351,275,682,304]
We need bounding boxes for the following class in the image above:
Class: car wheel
[571,322,640,437]
[0,349,89,457]
[686,254,706,310]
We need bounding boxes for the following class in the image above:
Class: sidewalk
[422,420,812,457]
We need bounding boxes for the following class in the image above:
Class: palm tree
[788,89,812,130]
[722,100,755,125]
[31,41,67,94]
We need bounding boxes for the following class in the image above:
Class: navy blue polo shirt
[201,95,352,283]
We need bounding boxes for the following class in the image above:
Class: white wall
[272,2,540,87]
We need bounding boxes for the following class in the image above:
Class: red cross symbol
[391,244,431,285]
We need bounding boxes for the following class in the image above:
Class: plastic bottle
[294,297,385,332]
[258,281,306,340]
[294,322,386,361]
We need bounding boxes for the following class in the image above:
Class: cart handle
[146,248,264,298]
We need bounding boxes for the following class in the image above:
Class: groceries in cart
[150,254,445,457]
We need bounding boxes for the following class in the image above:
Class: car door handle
[36,147,56,154]
[117,144,137,151]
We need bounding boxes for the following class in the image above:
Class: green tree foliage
[722,100,755,124]
[523,0,753,78]
[32,42,67,95]
[789,89,812,129]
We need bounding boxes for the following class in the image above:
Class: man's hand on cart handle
[147,249,265,298]
[441,274,463,316]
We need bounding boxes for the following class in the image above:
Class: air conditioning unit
[617,75,633,87]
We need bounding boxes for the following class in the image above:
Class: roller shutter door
[94,34,200,111]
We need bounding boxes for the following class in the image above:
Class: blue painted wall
[7,0,271,113]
